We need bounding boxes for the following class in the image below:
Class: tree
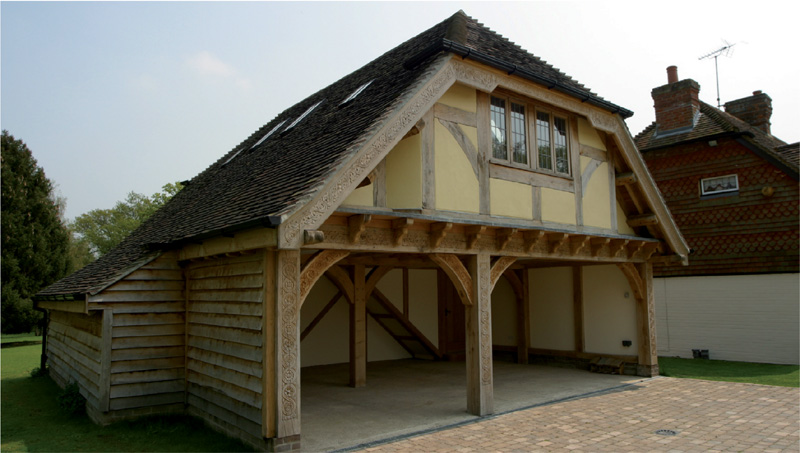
[1,130,72,333]
[71,182,182,259]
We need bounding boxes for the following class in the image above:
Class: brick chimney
[651,66,701,134]
[724,91,773,134]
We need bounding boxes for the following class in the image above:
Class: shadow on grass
[1,345,253,452]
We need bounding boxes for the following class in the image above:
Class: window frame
[488,93,573,178]
[700,174,739,196]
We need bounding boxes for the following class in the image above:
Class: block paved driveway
[351,377,799,452]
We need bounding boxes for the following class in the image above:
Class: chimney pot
[753,90,762,95]
[667,66,679,84]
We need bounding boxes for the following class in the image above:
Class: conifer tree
[1,130,71,333]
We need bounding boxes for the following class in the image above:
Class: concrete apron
[301,359,645,452]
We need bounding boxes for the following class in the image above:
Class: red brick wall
[642,137,799,277]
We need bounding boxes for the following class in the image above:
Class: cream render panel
[386,134,423,209]
[491,276,518,347]
[342,183,374,207]
[540,187,576,225]
[577,117,607,150]
[581,156,612,229]
[438,83,477,112]
[616,201,636,235]
[434,121,480,213]
[490,178,533,219]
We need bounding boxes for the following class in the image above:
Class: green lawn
[659,356,800,387]
[1,344,253,452]
[1,333,42,344]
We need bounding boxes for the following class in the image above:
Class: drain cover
[655,429,678,436]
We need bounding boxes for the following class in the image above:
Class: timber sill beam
[430,222,453,249]
[348,214,372,244]
[626,213,659,228]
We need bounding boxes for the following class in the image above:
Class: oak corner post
[264,249,302,444]
[636,261,658,377]
[466,253,493,416]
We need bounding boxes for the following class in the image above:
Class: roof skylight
[340,80,374,106]
[222,120,286,166]
[284,100,324,132]
[250,120,286,149]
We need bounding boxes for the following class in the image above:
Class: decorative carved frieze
[430,253,473,305]
[299,250,350,305]
[276,250,301,431]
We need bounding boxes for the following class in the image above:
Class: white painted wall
[655,273,800,365]
[529,267,574,351]
[583,265,638,356]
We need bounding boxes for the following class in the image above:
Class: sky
[2,1,798,221]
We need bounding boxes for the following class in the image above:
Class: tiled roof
[38,11,630,298]
[634,101,797,173]
[775,143,799,167]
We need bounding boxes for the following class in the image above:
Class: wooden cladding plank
[187,383,261,426]
[109,392,185,411]
[186,369,261,408]
[187,336,261,362]
[188,260,264,280]
[110,356,184,373]
[187,312,262,331]
[186,359,261,394]
[111,335,184,350]
[49,320,101,351]
[48,329,100,360]
[49,310,102,336]
[48,354,101,402]
[112,324,185,338]
[188,275,264,291]
[123,269,183,281]
[110,379,185,399]
[92,301,184,314]
[188,290,263,303]
[111,368,185,385]
[113,313,185,327]
[111,346,185,362]
[186,393,262,438]
[46,345,101,395]
[187,347,262,378]
[89,290,184,303]
[104,280,184,292]
[188,324,261,347]
[48,337,101,378]
[187,301,262,316]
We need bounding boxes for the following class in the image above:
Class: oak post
[572,266,585,353]
[635,262,659,377]
[516,269,530,364]
[465,254,493,416]
[350,265,367,387]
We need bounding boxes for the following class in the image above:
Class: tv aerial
[699,40,736,108]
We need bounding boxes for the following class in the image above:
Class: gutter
[404,38,634,119]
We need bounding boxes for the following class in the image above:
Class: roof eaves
[404,38,634,119]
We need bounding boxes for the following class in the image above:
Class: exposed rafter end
[523,230,545,253]
[348,214,372,244]
[590,237,611,257]
[391,218,413,247]
[430,222,453,249]
[627,214,659,228]
[547,232,569,254]
[609,239,629,258]
[496,228,517,252]
[627,241,646,259]
[615,172,637,186]
[304,229,325,245]
[466,225,486,250]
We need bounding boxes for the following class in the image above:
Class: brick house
[635,66,799,365]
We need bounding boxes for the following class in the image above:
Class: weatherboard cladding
[39,11,629,298]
